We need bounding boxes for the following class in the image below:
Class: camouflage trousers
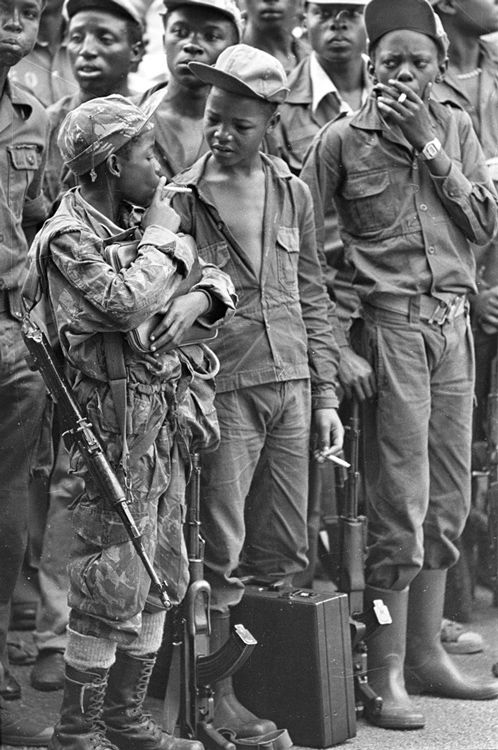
[67,373,189,646]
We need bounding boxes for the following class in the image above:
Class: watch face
[423,139,441,160]
[425,142,439,159]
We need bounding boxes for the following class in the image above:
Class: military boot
[364,585,425,729]
[104,650,204,750]
[405,569,498,700]
[49,664,118,750]
[210,611,277,738]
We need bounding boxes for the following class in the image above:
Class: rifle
[21,315,172,611]
[318,400,385,719]
[162,452,257,750]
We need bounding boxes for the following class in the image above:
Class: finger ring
[397,92,407,104]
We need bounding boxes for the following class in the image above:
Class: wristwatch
[419,137,442,161]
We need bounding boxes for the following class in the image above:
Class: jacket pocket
[276,226,300,290]
[342,169,396,233]
[7,144,42,216]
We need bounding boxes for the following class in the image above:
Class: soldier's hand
[338,346,376,402]
[474,286,498,333]
[312,408,344,463]
[143,176,181,233]
[149,291,210,353]
[374,80,435,151]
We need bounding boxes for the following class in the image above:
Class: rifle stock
[21,315,172,610]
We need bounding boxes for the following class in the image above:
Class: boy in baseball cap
[26,93,236,750]
[168,43,343,741]
[302,0,498,731]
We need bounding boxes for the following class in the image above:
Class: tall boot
[49,665,118,750]
[210,611,277,738]
[363,585,425,730]
[405,569,498,700]
[104,650,204,750]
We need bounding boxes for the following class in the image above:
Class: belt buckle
[428,300,449,325]
[428,296,464,325]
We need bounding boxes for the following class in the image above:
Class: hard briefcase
[232,586,356,748]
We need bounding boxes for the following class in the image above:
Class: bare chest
[209,180,266,276]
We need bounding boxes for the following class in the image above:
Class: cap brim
[189,61,267,100]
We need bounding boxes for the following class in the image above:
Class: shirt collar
[309,51,370,115]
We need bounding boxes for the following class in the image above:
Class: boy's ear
[106,153,121,177]
[130,40,145,67]
[438,57,448,79]
[267,110,280,133]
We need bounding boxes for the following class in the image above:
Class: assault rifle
[163,452,257,750]
[319,400,385,718]
[21,315,172,610]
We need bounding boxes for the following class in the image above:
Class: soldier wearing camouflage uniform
[26,94,236,750]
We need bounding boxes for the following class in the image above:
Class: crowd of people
[2,0,498,747]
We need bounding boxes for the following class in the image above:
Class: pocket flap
[8,144,41,171]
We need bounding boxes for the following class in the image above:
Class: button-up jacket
[170,152,340,409]
[301,95,498,314]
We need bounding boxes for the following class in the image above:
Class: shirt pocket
[341,168,396,233]
[276,226,300,291]
[7,144,42,217]
[197,240,239,287]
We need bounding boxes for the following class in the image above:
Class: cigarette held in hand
[314,447,351,468]
[164,185,192,194]
[324,453,351,468]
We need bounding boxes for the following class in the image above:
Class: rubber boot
[104,650,204,750]
[405,569,498,700]
[363,585,425,729]
[0,696,53,746]
[49,665,118,750]
[210,611,277,738]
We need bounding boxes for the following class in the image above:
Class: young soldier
[278,0,369,173]
[138,0,242,180]
[44,0,146,204]
[27,94,236,749]
[0,0,54,744]
[302,0,498,730]
[169,44,343,740]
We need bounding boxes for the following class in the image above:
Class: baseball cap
[162,0,243,41]
[64,0,145,27]
[58,94,152,177]
[189,44,289,103]
[365,0,448,56]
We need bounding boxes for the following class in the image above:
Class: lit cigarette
[397,92,407,104]
[325,454,351,468]
[164,185,192,193]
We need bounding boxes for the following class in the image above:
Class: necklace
[456,67,482,80]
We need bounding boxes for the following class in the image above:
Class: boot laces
[84,678,117,747]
